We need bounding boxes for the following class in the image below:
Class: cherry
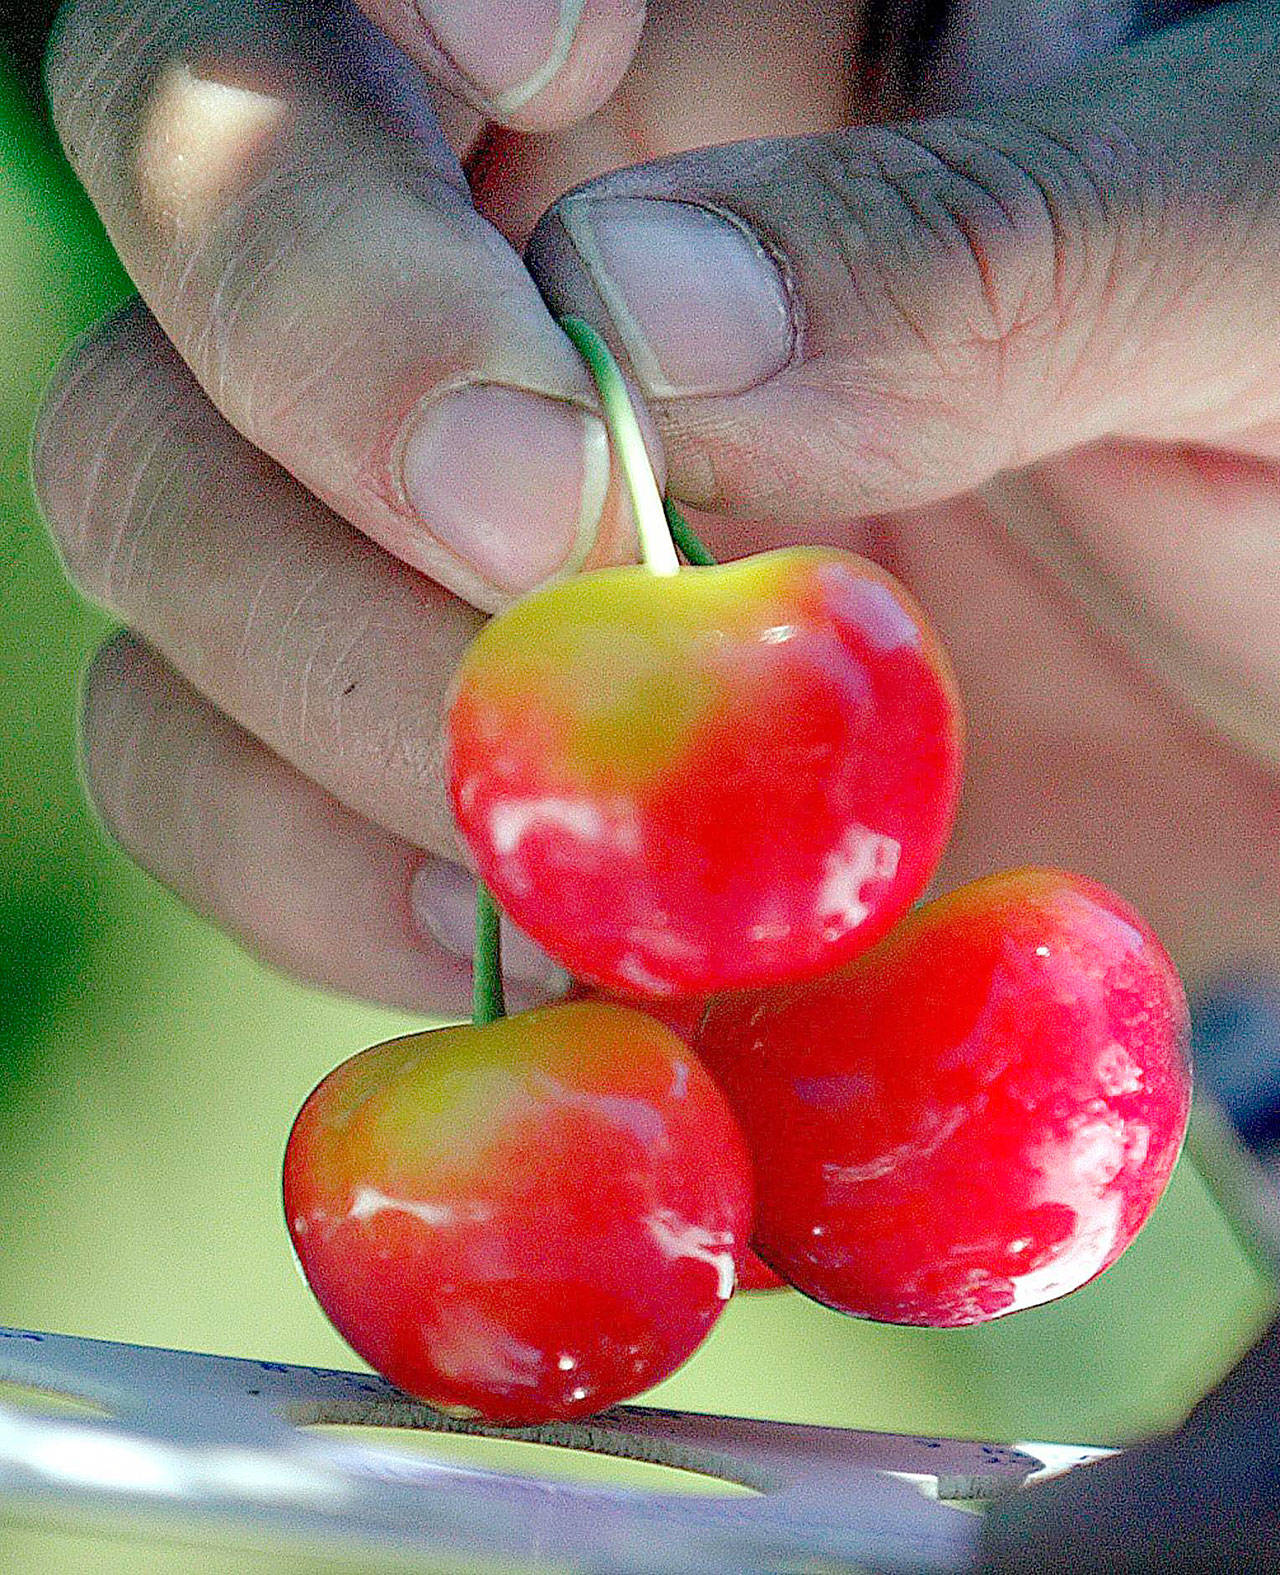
[563,982,708,1044]
[565,982,787,1292]
[283,1001,752,1424]
[446,548,962,998]
[735,1251,788,1293]
[696,869,1192,1327]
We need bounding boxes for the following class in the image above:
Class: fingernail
[410,860,571,995]
[417,0,585,115]
[400,383,608,596]
[557,196,795,399]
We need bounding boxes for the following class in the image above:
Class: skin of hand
[28,0,1280,1030]
[978,1310,1280,1571]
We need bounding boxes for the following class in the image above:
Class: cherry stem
[663,497,718,566]
[467,338,716,1026]
[472,881,506,1027]
[558,316,680,576]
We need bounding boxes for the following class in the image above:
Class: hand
[522,0,1280,1002]
[31,0,1280,1020]
[31,0,653,1012]
[979,1312,1280,1570]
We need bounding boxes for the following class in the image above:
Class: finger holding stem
[558,315,681,576]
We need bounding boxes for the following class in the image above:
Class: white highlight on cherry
[645,1210,737,1301]
[348,1187,493,1229]
[817,825,901,936]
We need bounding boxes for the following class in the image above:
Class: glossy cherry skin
[446,549,961,998]
[734,1251,788,1292]
[566,983,786,1292]
[697,870,1192,1327]
[284,1002,753,1423]
[564,983,709,1043]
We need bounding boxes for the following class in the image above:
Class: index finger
[45,0,644,611]
[356,0,645,130]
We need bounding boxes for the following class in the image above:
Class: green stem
[472,881,506,1027]
[558,316,680,576]
[468,332,717,1025]
[663,497,718,566]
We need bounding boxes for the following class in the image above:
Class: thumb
[527,2,1280,522]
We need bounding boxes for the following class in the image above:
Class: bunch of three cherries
[283,325,1191,1428]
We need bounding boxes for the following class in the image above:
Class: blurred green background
[0,54,1275,1571]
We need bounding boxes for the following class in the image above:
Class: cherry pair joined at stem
[284,869,1191,1421]
[283,319,1191,1426]
[447,323,964,1001]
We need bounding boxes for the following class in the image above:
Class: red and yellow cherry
[564,982,787,1292]
[564,982,708,1044]
[446,548,962,998]
[696,869,1192,1327]
[284,1002,752,1424]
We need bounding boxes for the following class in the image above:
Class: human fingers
[33,300,476,868]
[471,0,865,247]
[354,0,644,131]
[45,0,645,614]
[80,633,567,1012]
[527,3,1280,526]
